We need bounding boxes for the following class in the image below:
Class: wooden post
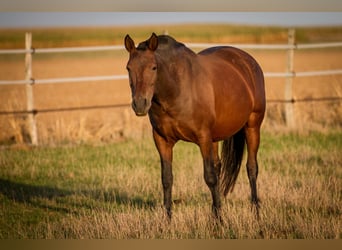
[25,32,38,145]
[284,28,295,128]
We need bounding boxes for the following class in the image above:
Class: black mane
[137,35,182,50]
[137,35,195,60]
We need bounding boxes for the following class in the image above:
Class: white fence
[1,29,342,145]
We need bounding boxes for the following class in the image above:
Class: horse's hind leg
[244,112,264,219]
[212,142,221,178]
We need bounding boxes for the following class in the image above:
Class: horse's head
[124,33,159,116]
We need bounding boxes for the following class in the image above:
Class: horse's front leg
[199,139,222,221]
[152,129,175,220]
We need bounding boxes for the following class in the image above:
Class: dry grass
[0,132,340,238]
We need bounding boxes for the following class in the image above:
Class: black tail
[220,129,246,196]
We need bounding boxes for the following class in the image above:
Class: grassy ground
[0,131,340,239]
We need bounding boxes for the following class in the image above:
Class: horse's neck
[155,59,180,100]
[155,48,198,101]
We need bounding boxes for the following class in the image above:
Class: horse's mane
[137,35,195,58]
[137,35,181,50]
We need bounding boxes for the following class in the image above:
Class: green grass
[0,131,341,238]
[1,24,342,49]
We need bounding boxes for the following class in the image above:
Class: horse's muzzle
[132,97,151,116]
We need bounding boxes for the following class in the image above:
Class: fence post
[284,28,296,128]
[25,32,38,145]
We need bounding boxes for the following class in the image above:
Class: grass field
[0,131,341,239]
[1,25,342,49]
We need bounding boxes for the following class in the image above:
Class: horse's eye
[152,66,157,71]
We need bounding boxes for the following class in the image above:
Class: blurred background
[1,12,342,145]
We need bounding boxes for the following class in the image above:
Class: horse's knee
[214,161,221,177]
[161,162,173,189]
[162,175,173,190]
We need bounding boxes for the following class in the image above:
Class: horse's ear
[148,33,158,51]
[124,34,135,53]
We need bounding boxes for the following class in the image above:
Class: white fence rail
[2,41,342,55]
[1,29,342,144]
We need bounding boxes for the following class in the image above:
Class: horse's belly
[210,74,254,140]
[211,99,253,141]
[212,122,245,141]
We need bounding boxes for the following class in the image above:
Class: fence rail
[1,29,341,144]
[0,41,341,86]
[2,41,342,55]
[2,69,342,86]
[0,75,128,85]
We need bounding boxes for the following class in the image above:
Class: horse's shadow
[0,178,157,214]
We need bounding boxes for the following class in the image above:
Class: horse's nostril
[132,99,137,109]
[132,97,150,116]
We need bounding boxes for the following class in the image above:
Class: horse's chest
[149,112,196,142]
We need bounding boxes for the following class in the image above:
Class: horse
[124,33,266,221]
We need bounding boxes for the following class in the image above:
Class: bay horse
[124,33,266,220]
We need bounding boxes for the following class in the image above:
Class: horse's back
[199,46,265,110]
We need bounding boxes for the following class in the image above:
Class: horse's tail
[220,128,245,196]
